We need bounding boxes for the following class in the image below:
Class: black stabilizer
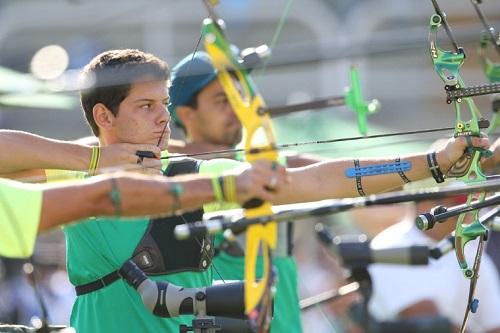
[213,317,255,333]
[416,212,436,231]
[119,261,248,321]
[408,246,431,265]
[317,224,428,266]
[119,260,148,289]
[373,317,451,333]
[205,282,246,319]
[337,242,371,267]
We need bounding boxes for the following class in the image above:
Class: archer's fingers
[464,136,489,149]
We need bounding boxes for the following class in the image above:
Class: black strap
[287,222,294,256]
[427,151,445,183]
[75,270,121,296]
[395,157,411,184]
[354,159,366,196]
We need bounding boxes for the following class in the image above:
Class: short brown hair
[80,49,169,136]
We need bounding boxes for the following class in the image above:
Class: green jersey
[65,157,240,333]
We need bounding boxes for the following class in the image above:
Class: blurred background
[0,0,498,331]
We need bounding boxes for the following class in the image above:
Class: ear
[175,105,196,129]
[92,103,115,131]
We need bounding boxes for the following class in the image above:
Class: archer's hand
[481,137,500,172]
[99,144,162,173]
[436,135,490,174]
[233,160,288,205]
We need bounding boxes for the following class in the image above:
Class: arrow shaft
[265,96,346,116]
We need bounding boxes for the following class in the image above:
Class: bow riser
[202,17,278,329]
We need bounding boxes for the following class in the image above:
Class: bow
[200,1,279,330]
[428,1,492,331]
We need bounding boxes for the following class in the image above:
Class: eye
[141,103,152,110]
[215,96,229,106]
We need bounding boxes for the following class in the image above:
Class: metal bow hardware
[201,1,278,330]
[428,1,493,331]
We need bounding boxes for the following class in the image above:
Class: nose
[157,104,170,125]
[224,103,238,121]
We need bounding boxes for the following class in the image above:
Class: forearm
[39,179,108,231]
[285,153,325,168]
[275,153,435,203]
[116,174,216,217]
[0,130,91,173]
[39,173,217,231]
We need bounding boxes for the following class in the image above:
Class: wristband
[221,175,237,203]
[427,151,445,183]
[88,146,101,176]
[211,177,224,202]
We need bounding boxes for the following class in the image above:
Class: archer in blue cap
[168,51,218,129]
[168,51,243,147]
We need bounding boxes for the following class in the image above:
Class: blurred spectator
[0,230,75,326]
[368,178,500,333]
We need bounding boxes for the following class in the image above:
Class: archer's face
[111,79,170,150]
[190,79,242,146]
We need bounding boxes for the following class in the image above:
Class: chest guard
[130,158,214,275]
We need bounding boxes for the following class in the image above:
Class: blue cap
[168,51,217,128]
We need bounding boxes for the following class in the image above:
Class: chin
[159,136,170,151]
[229,131,243,146]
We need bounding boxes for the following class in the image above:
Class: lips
[153,124,170,138]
